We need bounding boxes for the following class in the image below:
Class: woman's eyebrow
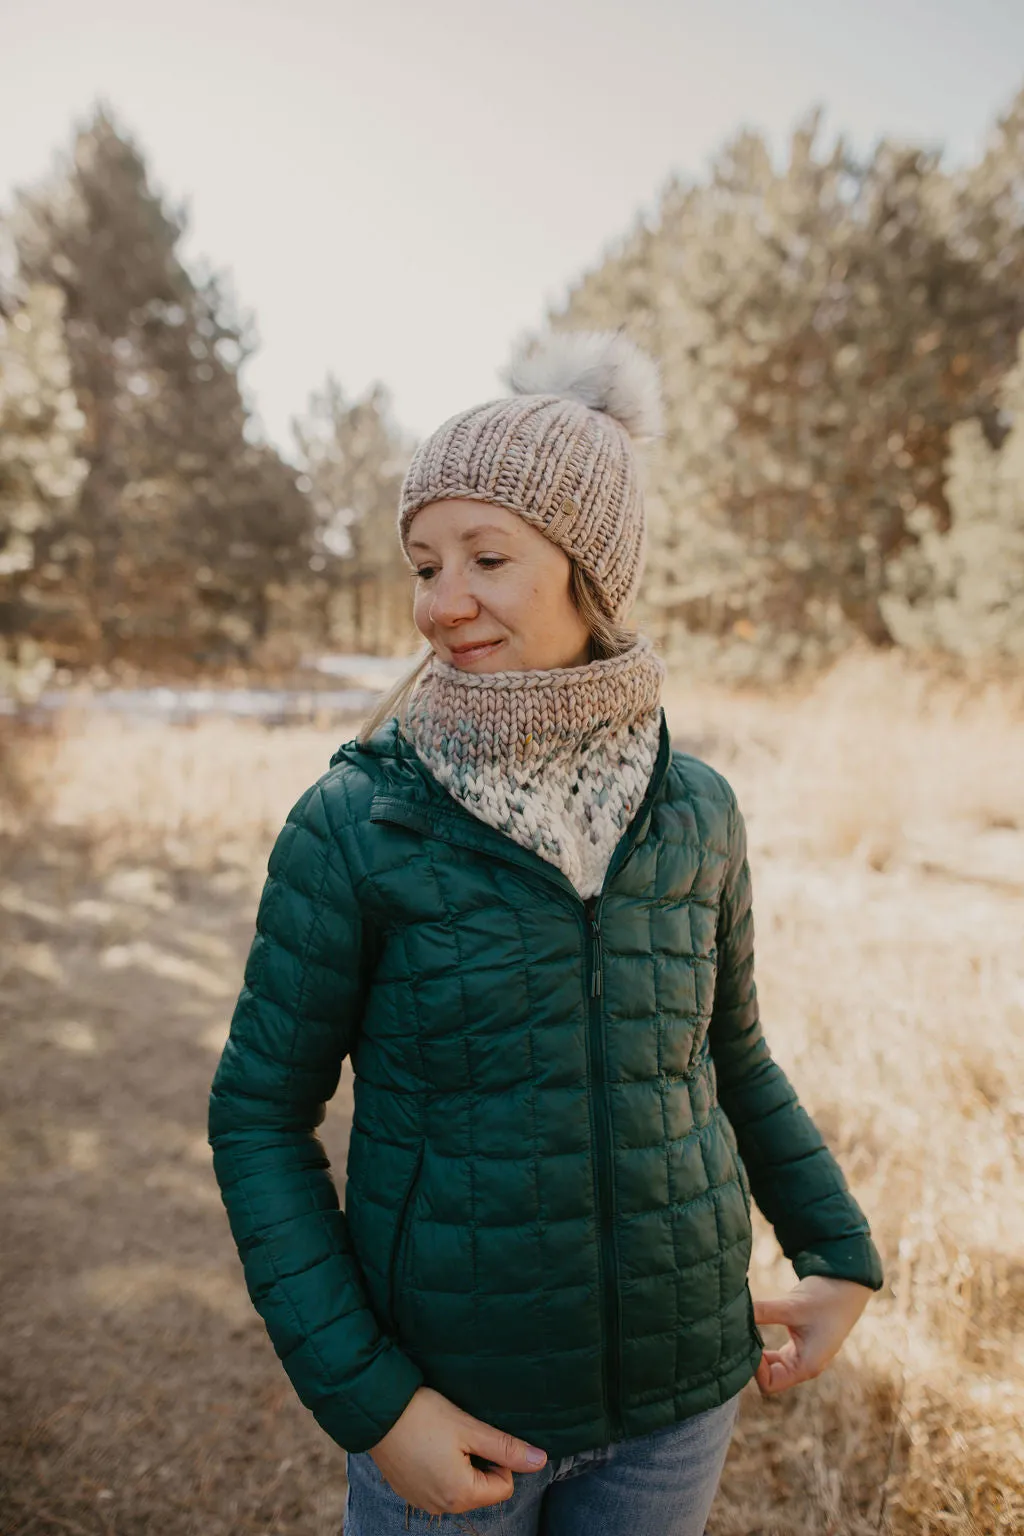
[407,524,514,551]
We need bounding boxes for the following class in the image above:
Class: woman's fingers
[368,1387,543,1515]
[755,1325,832,1395]
[753,1278,875,1398]
[446,1419,545,1512]
[463,1420,547,1474]
[466,1462,515,1506]
[753,1294,802,1328]
[757,1343,817,1394]
[753,1296,818,1396]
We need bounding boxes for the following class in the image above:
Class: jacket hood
[329,715,405,770]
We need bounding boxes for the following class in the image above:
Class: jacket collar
[338,708,673,908]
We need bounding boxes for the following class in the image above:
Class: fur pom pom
[503,328,663,439]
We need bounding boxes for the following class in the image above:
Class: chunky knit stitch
[400,635,667,898]
[397,331,662,623]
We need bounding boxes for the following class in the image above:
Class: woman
[208,330,883,1535]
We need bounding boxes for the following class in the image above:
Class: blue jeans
[343,1394,741,1535]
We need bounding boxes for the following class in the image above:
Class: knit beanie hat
[397,329,663,623]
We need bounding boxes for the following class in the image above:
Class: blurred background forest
[2,85,1023,701]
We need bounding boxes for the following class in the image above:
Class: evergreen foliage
[292,375,417,655]
[549,89,1024,675]
[881,333,1024,664]
[1,89,1022,689]
[7,102,313,669]
[0,281,87,696]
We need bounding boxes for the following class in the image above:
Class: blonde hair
[355,559,639,746]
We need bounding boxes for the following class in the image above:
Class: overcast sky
[2,0,1022,460]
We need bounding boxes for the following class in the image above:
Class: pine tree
[550,89,1024,671]
[880,330,1024,664]
[292,375,417,655]
[0,280,87,694]
[10,101,314,669]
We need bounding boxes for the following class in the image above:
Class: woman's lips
[447,640,504,664]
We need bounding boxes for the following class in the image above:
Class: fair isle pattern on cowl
[400,635,667,899]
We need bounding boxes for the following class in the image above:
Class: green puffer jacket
[208,710,883,1458]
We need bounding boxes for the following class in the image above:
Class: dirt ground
[2,655,1023,1535]
[0,826,359,1535]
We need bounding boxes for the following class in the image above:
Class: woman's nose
[429,570,479,625]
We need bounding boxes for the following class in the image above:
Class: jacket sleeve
[208,778,424,1452]
[708,785,885,1292]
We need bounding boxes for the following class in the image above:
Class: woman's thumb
[466,1421,547,1472]
[753,1294,799,1328]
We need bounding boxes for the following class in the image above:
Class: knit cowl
[400,634,667,899]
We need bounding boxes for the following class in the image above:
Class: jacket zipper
[364,831,642,1439]
[584,891,623,1441]
[589,903,604,998]
[366,712,671,1439]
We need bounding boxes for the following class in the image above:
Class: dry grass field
[1,647,1022,1535]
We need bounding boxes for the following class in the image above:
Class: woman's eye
[412,557,505,579]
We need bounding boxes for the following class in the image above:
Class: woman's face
[407,498,592,672]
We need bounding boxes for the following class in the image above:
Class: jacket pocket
[714,1104,752,1217]
[386,1140,425,1335]
[683,945,717,1077]
[746,1283,765,1352]
[735,1149,752,1217]
[683,1016,711,1078]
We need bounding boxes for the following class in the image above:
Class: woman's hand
[753,1275,873,1396]
[368,1385,548,1515]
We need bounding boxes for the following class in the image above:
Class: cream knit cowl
[400,635,667,899]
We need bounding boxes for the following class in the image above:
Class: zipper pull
[590,910,603,997]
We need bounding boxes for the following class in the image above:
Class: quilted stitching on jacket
[208,711,883,1458]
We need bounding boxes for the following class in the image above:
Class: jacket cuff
[792,1235,885,1292]
[309,1342,425,1454]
